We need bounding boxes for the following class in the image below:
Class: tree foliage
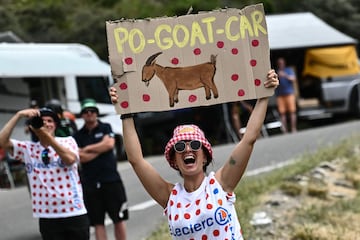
[1,0,359,60]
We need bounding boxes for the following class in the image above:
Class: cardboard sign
[106,3,272,114]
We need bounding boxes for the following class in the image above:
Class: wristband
[120,113,134,120]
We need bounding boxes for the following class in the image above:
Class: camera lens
[29,116,43,129]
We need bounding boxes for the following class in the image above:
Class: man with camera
[0,107,89,240]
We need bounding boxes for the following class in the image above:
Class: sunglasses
[41,148,50,165]
[83,109,97,114]
[174,140,202,153]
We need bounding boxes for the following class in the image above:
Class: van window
[76,76,111,104]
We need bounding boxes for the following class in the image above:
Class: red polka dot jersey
[10,137,87,218]
[164,172,243,240]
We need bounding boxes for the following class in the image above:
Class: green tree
[1,0,359,61]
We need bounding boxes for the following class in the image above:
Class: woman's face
[173,140,207,176]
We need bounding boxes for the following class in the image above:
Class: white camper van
[0,42,125,160]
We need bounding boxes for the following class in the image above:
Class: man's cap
[80,98,99,114]
[45,99,63,115]
[164,124,213,169]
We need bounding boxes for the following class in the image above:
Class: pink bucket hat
[164,124,213,169]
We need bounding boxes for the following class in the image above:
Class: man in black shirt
[73,98,128,240]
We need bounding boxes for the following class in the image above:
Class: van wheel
[350,86,360,118]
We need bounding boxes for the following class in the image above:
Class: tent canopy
[266,12,357,50]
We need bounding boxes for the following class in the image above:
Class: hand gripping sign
[106,3,272,114]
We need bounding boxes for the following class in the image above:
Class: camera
[29,116,43,129]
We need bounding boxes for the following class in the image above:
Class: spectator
[230,100,255,140]
[109,70,278,239]
[45,99,78,137]
[275,57,297,133]
[73,98,128,240]
[0,107,89,239]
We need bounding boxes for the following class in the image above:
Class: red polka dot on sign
[196,209,201,215]
[174,214,179,221]
[170,200,174,206]
[231,48,238,55]
[252,39,259,47]
[142,94,150,102]
[188,95,197,103]
[184,213,191,219]
[206,204,213,209]
[202,235,208,240]
[119,83,127,90]
[231,74,239,81]
[124,57,133,65]
[120,101,129,109]
[171,58,179,65]
[196,199,201,205]
[194,48,201,55]
[250,59,257,67]
[172,189,178,195]
[210,178,215,184]
[254,79,261,86]
[238,89,245,96]
[217,41,224,48]
[213,230,220,236]
[177,202,181,208]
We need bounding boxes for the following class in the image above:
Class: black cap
[39,108,60,125]
[45,99,63,115]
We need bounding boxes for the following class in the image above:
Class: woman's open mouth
[184,155,195,165]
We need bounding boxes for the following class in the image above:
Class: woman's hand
[264,69,279,88]
[109,87,119,104]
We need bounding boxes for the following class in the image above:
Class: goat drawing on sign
[141,52,219,107]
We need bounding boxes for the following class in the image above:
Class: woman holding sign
[109,69,278,239]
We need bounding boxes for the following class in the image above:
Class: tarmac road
[0,120,359,240]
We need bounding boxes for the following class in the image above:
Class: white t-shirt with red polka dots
[10,137,87,219]
[164,172,243,240]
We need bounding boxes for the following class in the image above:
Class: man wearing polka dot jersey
[109,69,278,239]
[0,107,89,240]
